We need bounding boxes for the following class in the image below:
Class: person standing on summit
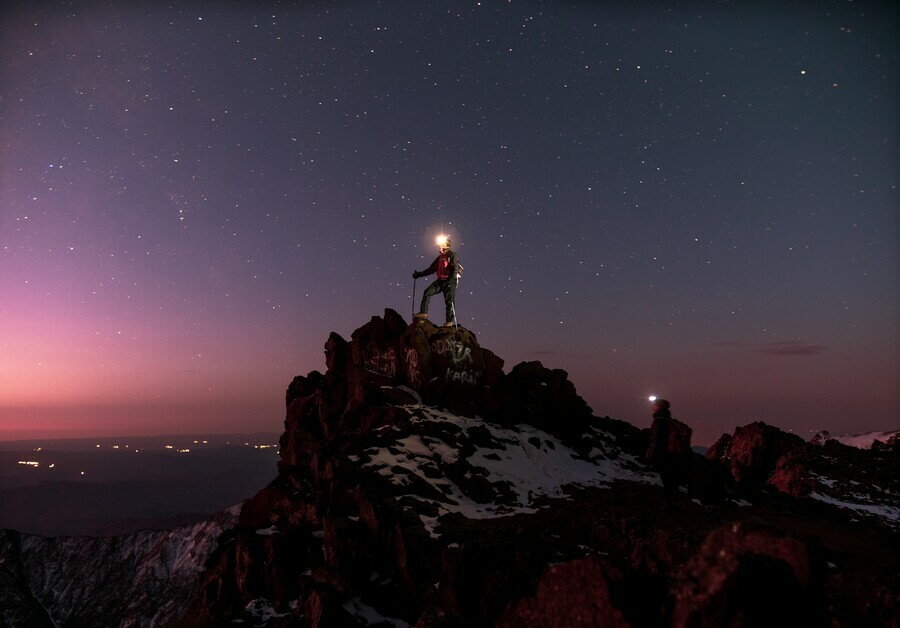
[412,235,461,327]
[645,398,693,508]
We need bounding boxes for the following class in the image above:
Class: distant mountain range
[0,435,280,536]
[1,310,896,627]
[810,428,899,450]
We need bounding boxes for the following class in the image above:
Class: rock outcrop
[670,521,827,627]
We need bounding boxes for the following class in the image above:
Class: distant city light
[18,460,39,467]
[165,445,174,449]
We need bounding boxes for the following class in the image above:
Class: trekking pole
[451,275,459,330]
[411,276,417,320]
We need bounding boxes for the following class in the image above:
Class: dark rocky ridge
[2,310,898,627]
[181,310,899,627]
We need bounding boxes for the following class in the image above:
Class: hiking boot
[442,321,455,327]
[414,312,428,320]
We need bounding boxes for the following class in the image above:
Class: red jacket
[422,250,458,280]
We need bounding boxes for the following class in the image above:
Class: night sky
[1,1,896,445]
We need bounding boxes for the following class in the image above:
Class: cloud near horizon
[711,340,825,357]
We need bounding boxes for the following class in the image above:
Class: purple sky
[1,1,897,445]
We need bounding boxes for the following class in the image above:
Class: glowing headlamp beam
[436,234,449,247]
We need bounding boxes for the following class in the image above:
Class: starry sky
[1,0,896,445]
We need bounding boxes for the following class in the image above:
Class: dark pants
[421,278,456,323]
[656,459,687,505]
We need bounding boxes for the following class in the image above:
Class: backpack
[647,417,692,462]
[667,418,693,459]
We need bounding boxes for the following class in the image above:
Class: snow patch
[343,596,410,627]
[245,597,289,623]
[809,492,900,527]
[364,404,655,537]
[255,525,279,536]
[396,385,422,403]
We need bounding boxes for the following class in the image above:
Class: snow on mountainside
[187,372,899,626]
[368,404,900,534]
[360,400,653,537]
[811,428,900,450]
[0,505,239,627]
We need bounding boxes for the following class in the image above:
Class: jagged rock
[495,361,593,445]
[704,431,732,465]
[239,469,320,530]
[706,421,806,484]
[769,447,817,498]
[423,326,501,417]
[351,310,407,386]
[286,370,324,408]
[496,556,630,628]
[302,583,349,628]
[671,521,828,627]
[415,606,481,627]
[810,430,832,447]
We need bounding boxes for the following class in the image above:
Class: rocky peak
[279,310,593,475]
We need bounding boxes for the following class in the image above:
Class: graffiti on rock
[445,367,480,386]
[432,338,474,366]
[404,347,421,388]
[433,338,481,386]
[364,347,397,378]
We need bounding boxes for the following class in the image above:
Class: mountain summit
[3,310,898,627]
